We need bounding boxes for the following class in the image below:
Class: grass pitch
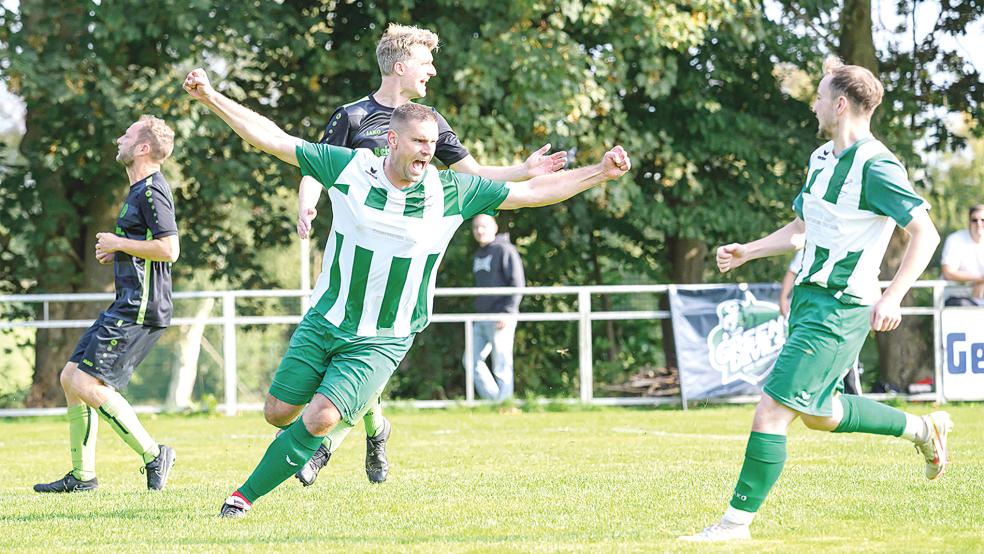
[0,403,981,553]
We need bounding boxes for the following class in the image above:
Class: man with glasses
[941,204,984,306]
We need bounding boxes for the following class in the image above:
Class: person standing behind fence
[467,214,524,401]
[941,204,984,306]
[34,115,178,494]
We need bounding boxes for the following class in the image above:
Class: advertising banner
[669,284,785,404]
[941,308,984,401]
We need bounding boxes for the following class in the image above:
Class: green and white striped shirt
[297,142,510,337]
[792,137,927,305]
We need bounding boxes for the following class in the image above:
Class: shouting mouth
[411,160,427,173]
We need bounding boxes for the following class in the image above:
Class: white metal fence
[0,281,951,417]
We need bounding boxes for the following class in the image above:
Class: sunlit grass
[0,404,980,552]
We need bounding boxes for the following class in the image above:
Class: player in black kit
[34,115,180,494]
[292,23,566,488]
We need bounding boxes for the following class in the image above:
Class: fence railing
[0,280,951,416]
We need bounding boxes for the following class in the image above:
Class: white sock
[901,413,927,442]
[723,506,755,526]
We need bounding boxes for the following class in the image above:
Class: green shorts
[763,285,871,417]
[269,309,414,424]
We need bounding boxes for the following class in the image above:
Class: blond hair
[822,56,884,114]
[136,115,175,161]
[376,23,439,76]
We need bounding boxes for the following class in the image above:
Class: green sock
[68,405,98,481]
[239,417,324,503]
[730,432,787,513]
[322,419,354,454]
[363,395,384,438]
[834,394,906,436]
[97,390,160,464]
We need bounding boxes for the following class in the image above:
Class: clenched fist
[601,146,631,179]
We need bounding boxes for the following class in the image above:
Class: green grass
[1,404,981,553]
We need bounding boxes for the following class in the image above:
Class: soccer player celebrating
[34,115,179,493]
[682,58,951,542]
[182,67,629,518]
[294,23,566,487]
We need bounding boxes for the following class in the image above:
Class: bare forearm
[500,164,605,209]
[299,176,323,212]
[116,236,179,263]
[942,266,982,283]
[883,227,940,301]
[779,271,796,298]
[742,219,806,261]
[472,163,529,182]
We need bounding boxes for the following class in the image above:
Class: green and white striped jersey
[297,142,510,337]
[792,136,927,305]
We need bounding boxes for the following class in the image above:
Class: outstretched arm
[870,209,940,332]
[498,146,629,210]
[451,144,567,182]
[716,219,806,273]
[183,68,302,166]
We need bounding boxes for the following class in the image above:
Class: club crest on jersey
[706,290,786,385]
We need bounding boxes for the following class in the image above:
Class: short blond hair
[136,115,175,161]
[376,23,439,76]
[822,56,884,114]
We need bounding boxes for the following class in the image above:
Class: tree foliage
[2,1,979,404]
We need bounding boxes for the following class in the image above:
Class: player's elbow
[164,237,180,263]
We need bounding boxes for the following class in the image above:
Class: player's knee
[801,414,838,431]
[263,395,300,427]
[59,364,78,392]
[302,398,341,436]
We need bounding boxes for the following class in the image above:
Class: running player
[34,115,179,493]
[181,67,629,518]
[682,58,951,541]
[295,22,566,487]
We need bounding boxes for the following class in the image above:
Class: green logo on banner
[706,289,785,385]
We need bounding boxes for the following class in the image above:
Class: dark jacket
[472,233,524,313]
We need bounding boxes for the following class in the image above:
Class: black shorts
[69,312,166,390]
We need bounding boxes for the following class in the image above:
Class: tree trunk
[661,235,708,370]
[838,0,878,69]
[589,230,619,361]
[875,228,934,388]
[19,1,120,407]
[27,198,116,406]
[167,298,215,410]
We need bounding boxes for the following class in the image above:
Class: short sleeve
[792,191,804,220]
[941,232,962,269]
[443,170,509,219]
[434,111,470,166]
[319,107,351,146]
[139,182,177,239]
[296,141,358,188]
[862,157,927,227]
